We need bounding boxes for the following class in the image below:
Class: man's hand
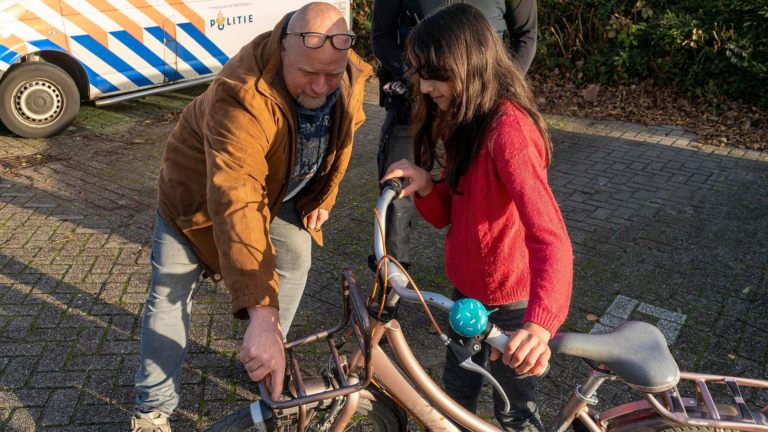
[240,306,285,400]
[490,322,551,376]
[307,208,329,231]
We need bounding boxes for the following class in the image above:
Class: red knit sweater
[414,101,573,336]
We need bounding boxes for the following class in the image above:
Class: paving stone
[0,343,45,356]
[5,316,33,333]
[100,341,140,355]
[7,407,42,431]
[80,370,118,405]
[203,368,231,400]
[597,314,625,328]
[186,353,231,368]
[714,315,745,338]
[589,323,613,334]
[36,342,73,372]
[738,336,768,362]
[28,372,86,388]
[0,357,35,389]
[657,320,683,345]
[40,388,80,426]
[73,328,106,355]
[636,302,687,324]
[177,384,203,421]
[65,355,122,371]
[73,404,131,424]
[0,390,50,408]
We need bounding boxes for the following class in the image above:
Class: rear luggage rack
[258,269,373,429]
[644,372,768,432]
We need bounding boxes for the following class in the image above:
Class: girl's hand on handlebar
[490,322,551,376]
[381,159,434,198]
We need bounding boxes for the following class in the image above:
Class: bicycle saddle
[550,321,679,393]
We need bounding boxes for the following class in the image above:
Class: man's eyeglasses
[286,32,356,50]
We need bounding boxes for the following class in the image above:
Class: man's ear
[281,40,287,55]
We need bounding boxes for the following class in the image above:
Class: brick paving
[0,82,766,431]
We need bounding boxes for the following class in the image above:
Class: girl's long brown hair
[406,3,552,194]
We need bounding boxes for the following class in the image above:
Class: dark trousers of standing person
[370,106,415,272]
[443,289,544,432]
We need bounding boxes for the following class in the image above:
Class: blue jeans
[134,201,312,414]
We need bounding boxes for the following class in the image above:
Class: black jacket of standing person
[372,0,538,119]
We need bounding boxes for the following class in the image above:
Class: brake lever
[446,337,512,413]
[457,358,511,413]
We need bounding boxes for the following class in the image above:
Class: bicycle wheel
[204,399,403,432]
[307,399,403,432]
[599,403,752,432]
[657,428,737,432]
[205,405,258,432]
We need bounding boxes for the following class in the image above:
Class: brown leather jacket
[156,14,372,319]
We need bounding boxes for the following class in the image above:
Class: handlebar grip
[485,324,550,378]
[382,177,405,197]
[485,324,510,352]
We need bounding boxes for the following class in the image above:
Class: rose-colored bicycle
[205,180,768,432]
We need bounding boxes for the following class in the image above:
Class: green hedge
[351,0,374,61]
[352,0,768,107]
[537,0,767,107]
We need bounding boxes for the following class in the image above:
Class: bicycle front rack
[258,269,373,430]
[644,372,768,432]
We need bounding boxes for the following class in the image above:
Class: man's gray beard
[297,93,327,110]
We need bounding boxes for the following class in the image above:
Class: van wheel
[0,62,81,138]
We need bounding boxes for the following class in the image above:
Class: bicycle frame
[258,268,768,432]
[253,185,768,432]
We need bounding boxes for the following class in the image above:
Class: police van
[0,0,350,138]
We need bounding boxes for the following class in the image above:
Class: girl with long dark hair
[381,4,573,431]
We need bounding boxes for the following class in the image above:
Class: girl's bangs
[407,30,451,82]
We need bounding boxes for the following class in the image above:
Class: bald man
[131,3,372,430]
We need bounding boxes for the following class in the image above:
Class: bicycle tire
[600,402,760,432]
[329,399,403,432]
[204,399,403,432]
[657,428,737,432]
[205,405,255,432]
[307,399,406,432]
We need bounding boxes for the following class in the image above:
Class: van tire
[0,62,80,138]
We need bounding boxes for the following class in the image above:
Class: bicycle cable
[371,204,444,335]
[337,205,445,348]
[582,358,614,375]
[378,253,445,335]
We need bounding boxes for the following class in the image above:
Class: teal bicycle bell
[449,298,489,338]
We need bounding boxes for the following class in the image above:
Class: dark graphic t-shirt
[283,87,340,202]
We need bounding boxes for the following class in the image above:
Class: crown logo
[216,11,225,30]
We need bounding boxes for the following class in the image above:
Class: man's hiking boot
[130,411,171,432]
